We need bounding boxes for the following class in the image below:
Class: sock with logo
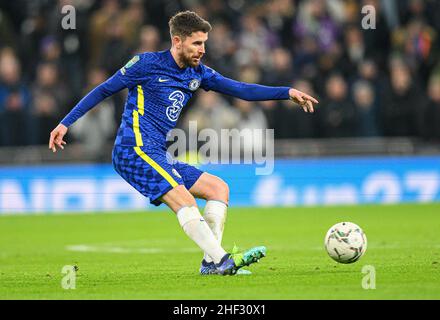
[176,206,227,264]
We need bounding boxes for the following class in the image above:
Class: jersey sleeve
[60,53,152,127]
[60,72,126,127]
[200,64,224,91]
[200,64,290,101]
[117,53,151,88]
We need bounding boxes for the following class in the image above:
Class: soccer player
[48,11,318,275]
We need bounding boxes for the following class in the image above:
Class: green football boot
[214,245,267,275]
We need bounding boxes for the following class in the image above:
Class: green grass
[1,204,439,299]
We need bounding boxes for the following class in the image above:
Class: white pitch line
[66,243,439,255]
[65,244,199,254]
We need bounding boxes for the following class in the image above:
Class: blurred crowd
[1,0,440,156]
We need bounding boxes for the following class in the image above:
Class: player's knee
[209,178,229,204]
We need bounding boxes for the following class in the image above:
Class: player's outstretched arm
[48,71,127,153]
[59,73,126,128]
[48,54,146,153]
[202,68,318,112]
[49,124,67,153]
[288,88,319,113]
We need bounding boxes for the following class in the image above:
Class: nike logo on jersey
[158,77,169,82]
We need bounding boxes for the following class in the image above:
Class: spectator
[46,0,89,98]
[293,35,319,81]
[99,17,131,75]
[181,91,237,161]
[356,59,382,85]
[235,13,271,68]
[318,73,356,137]
[0,9,16,49]
[0,48,31,146]
[135,25,161,54]
[353,59,386,116]
[420,74,440,141]
[31,62,69,144]
[361,0,391,69]
[399,0,426,26]
[294,0,341,54]
[40,36,62,65]
[69,68,117,161]
[263,47,294,86]
[352,80,380,137]
[402,18,437,85]
[263,0,296,49]
[269,79,317,139]
[205,21,236,75]
[120,0,146,50]
[88,0,121,67]
[232,98,268,160]
[182,90,237,136]
[341,25,366,75]
[381,57,422,136]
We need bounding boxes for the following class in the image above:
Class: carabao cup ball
[324,222,367,264]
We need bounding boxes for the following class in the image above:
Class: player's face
[179,31,207,67]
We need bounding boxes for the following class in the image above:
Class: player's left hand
[288,88,319,113]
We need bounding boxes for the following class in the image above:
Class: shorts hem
[184,171,204,190]
[149,184,176,206]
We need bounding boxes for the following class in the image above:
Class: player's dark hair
[169,11,212,39]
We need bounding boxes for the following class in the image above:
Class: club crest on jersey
[189,79,200,91]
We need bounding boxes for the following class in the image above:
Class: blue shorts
[112,145,204,206]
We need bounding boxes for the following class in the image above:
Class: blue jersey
[116,50,212,148]
[61,49,290,149]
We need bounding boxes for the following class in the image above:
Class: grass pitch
[0,204,439,299]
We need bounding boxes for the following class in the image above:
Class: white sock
[202,200,227,263]
[176,206,227,264]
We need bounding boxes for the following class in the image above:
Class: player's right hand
[49,124,68,153]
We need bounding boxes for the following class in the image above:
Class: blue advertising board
[0,156,439,214]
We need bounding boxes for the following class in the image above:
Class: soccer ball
[324,222,367,264]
